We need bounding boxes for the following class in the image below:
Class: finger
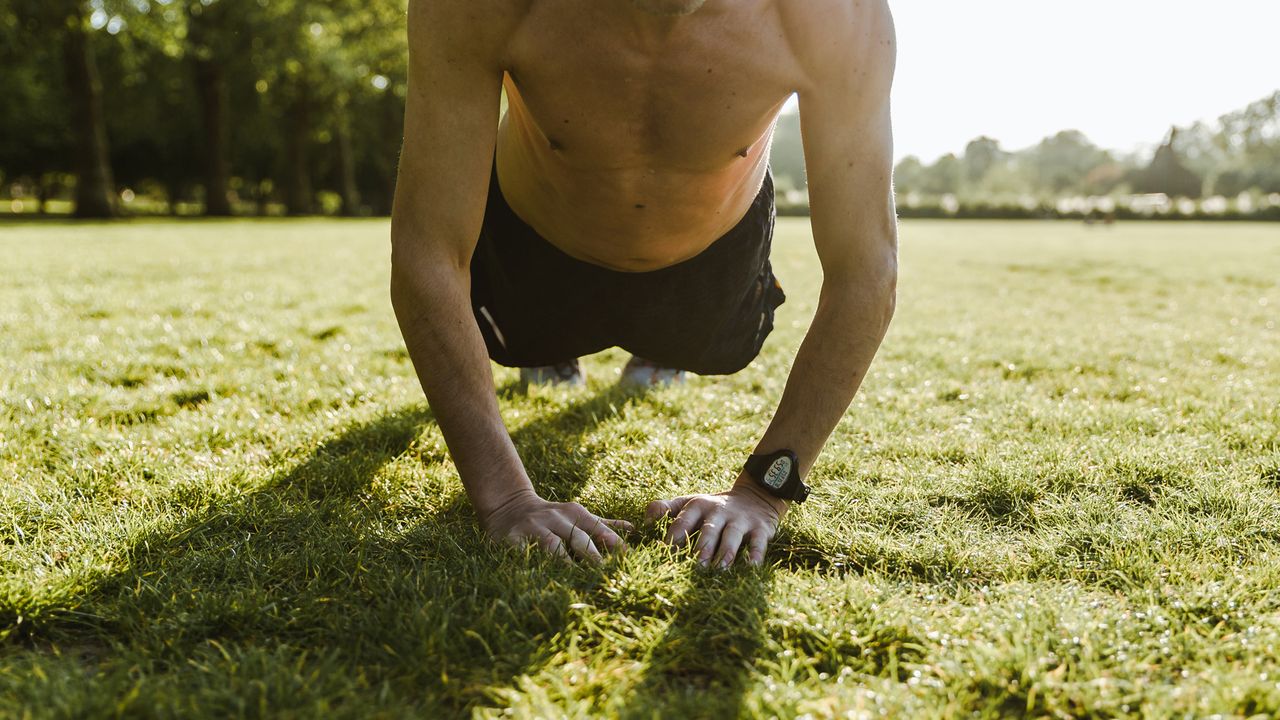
[535,529,571,564]
[745,530,770,567]
[566,522,605,565]
[600,517,635,535]
[665,502,707,547]
[713,523,748,569]
[646,496,695,523]
[581,513,627,554]
[693,515,726,567]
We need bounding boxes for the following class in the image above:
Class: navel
[736,146,750,158]
[548,137,564,152]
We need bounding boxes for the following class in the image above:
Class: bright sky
[883,0,1280,162]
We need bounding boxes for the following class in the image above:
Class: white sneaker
[520,359,586,387]
[621,355,687,388]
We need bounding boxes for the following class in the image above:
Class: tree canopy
[1,0,408,216]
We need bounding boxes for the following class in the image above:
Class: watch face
[763,456,792,490]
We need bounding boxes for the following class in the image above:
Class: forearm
[674,271,895,560]
[390,258,533,518]
[753,269,896,478]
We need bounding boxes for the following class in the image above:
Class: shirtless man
[390,0,898,569]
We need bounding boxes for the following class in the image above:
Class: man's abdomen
[494,81,781,273]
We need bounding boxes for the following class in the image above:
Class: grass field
[2,218,1279,718]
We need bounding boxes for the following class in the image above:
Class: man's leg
[519,356,686,389]
[520,358,586,387]
[621,355,686,387]
[471,160,611,383]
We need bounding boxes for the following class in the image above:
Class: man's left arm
[647,1,898,568]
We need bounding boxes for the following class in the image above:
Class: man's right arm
[389,0,630,562]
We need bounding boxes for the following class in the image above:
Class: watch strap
[743,450,810,503]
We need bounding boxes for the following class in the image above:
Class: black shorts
[470,163,786,375]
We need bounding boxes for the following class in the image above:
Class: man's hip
[469,161,785,376]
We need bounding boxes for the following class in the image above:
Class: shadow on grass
[623,565,772,719]
[6,386,661,714]
[508,382,648,502]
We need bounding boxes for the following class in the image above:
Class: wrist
[732,472,790,518]
[472,481,538,524]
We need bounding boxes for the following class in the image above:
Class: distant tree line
[880,92,1280,205]
[0,0,407,218]
[765,91,1280,217]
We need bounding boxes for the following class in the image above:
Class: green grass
[2,217,1279,718]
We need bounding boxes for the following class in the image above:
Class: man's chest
[501,6,799,169]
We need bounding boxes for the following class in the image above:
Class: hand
[645,476,788,569]
[481,489,634,564]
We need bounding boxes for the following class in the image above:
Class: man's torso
[489,0,821,271]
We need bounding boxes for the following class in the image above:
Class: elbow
[389,246,439,319]
[881,255,898,328]
[389,260,415,315]
[389,221,425,282]
[388,230,469,313]
[853,222,898,332]
[871,259,897,334]
[388,239,419,312]
[824,251,897,333]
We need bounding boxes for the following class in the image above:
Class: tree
[184,0,237,215]
[1214,91,1280,194]
[1133,129,1204,199]
[62,2,119,217]
[1025,130,1109,196]
[0,6,73,212]
[892,156,926,196]
[962,136,1004,185]
[921,153,962,196]
[13,0,120,217]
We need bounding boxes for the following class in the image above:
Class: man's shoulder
[408,0,531,54]
[409,0,531,19]
[777,0,895,85]
[776,0,893,37]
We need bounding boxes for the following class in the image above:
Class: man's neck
[614,0,705,42]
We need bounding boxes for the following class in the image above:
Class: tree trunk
[335,112,361,216]
[62,14,117,218]
[285,82,313,216]
[254,179,270,216]
[36,176,51,215]
[166,178,182,215]
[374,90,402,216]
[194,58,233,216]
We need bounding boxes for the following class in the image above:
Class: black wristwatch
[742,449,810,503]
